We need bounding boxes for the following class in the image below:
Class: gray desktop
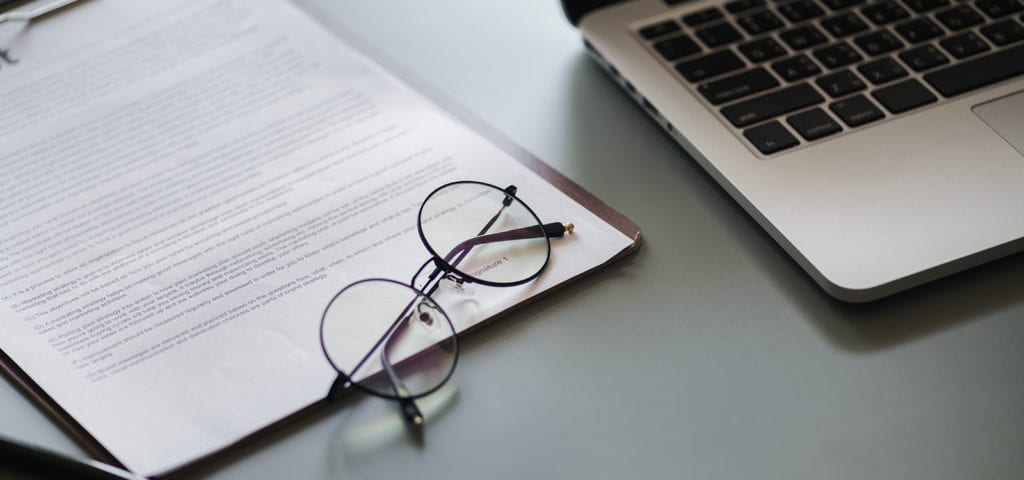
[1,0,1022,479]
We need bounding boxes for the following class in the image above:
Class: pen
[0,433,146,480]
[0,0,86,25]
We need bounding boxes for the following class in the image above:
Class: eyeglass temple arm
[440,222,573,272]
[325,302,426,428]
[441,184,563,266]
[455,222,573,256]
[382,358,424,430]
[380,310,425,430]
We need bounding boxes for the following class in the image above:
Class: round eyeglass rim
[318,277,460,401]
[416,180,553,288]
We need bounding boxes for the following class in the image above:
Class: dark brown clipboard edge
[0,348,124,468]
[0,1,641,477]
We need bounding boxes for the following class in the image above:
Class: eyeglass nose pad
[413,306,441,333]
[428,259,475,294]
[440,274,476,296]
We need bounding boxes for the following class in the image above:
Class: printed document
[0,0,635,475]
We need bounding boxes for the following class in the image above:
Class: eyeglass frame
[318,179,572,429]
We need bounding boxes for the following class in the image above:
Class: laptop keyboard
[635,0,1024,156]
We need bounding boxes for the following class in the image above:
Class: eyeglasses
[318,180,572,430]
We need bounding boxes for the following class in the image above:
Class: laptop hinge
[561,0,627,26]
[562,0,698,26]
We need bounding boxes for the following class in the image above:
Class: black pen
[0,0,87,25]
[0,434,146,480]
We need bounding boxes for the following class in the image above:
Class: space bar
[924,44,1024,97]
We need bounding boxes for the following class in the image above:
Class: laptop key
[772,54,823,81]
[676,49,746,82]
[787,108,843,140]
[814,42,864,68]
[923,42,1024,96]
[872,78,937,113]
[654,34,703,61]
[935,5,985,29]
[700,67,781,104]
[737,10,786,35]
[696,22,745,48]
[821,13,871,38]
[726,0,768,14]
[640,21,682,40]
[829,94,885,126]
[857,57,909,83]
[975,0,1023,18]
[739,37,788,62]
[744,121,800,154]
[980,18,1024,45]
[821,0,867,11]
[854,29,905,55]
[683,7,724,26]
[721,83,825,127]
[780,25,829,49]
[940,31,991,58]
[899,45,950,71]
[816,69,867,96]
[901,0,950,12]
[778,0,827,22]
[861,0,911,24]
[894,17,944,43]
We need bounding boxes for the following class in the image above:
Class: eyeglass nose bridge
[430,257,474,285]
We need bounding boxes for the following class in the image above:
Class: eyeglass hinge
[502,185,517,206]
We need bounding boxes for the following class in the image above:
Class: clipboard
[0,0,641,477]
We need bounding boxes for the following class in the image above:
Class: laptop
[562,0,1024,302]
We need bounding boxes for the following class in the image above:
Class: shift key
[699,67,780,105]
[924,43,1024,97]
[721,83,825,127]
[676,50,745,82]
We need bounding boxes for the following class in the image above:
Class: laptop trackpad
[973,90,1024,156]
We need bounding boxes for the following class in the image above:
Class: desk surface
[3,1,1024,479]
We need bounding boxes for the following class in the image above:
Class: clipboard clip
[0,0,85,25]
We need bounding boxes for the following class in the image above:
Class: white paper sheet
[0,0,635,475]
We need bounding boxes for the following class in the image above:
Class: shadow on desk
[159,382,459,479]
[558,54,1024,354]
[790,251,1024,352]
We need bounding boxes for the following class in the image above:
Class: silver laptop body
[566,0,1024,301]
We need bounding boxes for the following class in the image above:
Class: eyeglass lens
[418,181,550,286]
[321,278,457,400]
